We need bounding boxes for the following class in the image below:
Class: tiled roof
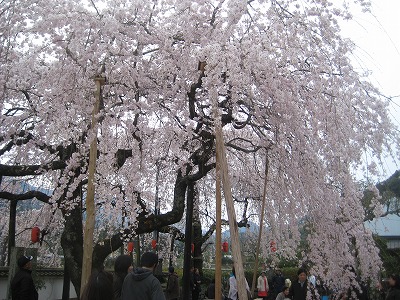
[0,267,64,278]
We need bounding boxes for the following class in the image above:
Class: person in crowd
[113,255,133,300]
[271,269,285,299]
[308,275,316,287]
[81,267,114,300]
[121,251,166,300]
[288,268,308,300]
[257,271,269,300]
[385,274,400,300]
[275,286,290,300]
[165,266,180,300]
[206,278,226,299]
[190,267,195,295]
[228,267,250,300]
[206,279,216,299]
[10,255,38,300]
[192,268,202,300]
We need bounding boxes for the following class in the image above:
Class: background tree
[1,0,399,295]
[360,170,400,279]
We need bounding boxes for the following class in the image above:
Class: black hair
[169,266,175,273]
[282,286,289,292]
[297,268,307,276]
[140,251,158,268]
[81,270,113,300]
[114,255,133,278]
[389,274,400,289]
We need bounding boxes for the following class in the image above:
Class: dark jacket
[206,283,216,299]
[121,267,166,300]
[386,288,400,300]
[193,273,202,292]
[272,274,285,294]
[10,269,38,300]
[289,280,308,300]
[113,273,126,300]
[165,272,180,300]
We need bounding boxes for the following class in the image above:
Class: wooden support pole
[182,182,195,300]
[251,154,269,296]
[215,150,222,300]
[215,121,248,300]
[80,76,105,295]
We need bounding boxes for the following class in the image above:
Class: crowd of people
[9,253,400,300]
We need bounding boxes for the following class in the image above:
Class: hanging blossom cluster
[0,0,398,291]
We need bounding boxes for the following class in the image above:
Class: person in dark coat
[288,268,308,300]
[81,268,114,300]
[190,267,195,292]
[113,255,133,300]
[272,269,286,299]
[10,255,38,300]
[165,266,180,300]
[206,279,216,299]
[121,252,166,300]
[385,274,400,300]
[192,268,202,300]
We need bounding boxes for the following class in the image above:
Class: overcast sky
[341,0,400,180]
[343,1,400,233]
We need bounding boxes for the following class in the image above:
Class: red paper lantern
[127,242,134,253]
[222,241,229,252]
[151,239,157,249]
[270,240,277,252]
[31,226,40,243]
[191,243,194,253]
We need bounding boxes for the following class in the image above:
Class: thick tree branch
[0,190,51,203]
[0,161,67,176]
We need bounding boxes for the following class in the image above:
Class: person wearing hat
[165,266,179,300]
[10,255,38,300]
[257,271,269,300]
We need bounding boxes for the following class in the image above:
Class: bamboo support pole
[251,154,269,296]
[80,76,105,295]
[215,149,222,300]
[215,121,248,300]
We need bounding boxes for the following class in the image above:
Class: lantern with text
[31,227,40,244]
[222,241,229,253]
[270,240,277,253]
[151,239,157,249]
[127,242,134,253]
